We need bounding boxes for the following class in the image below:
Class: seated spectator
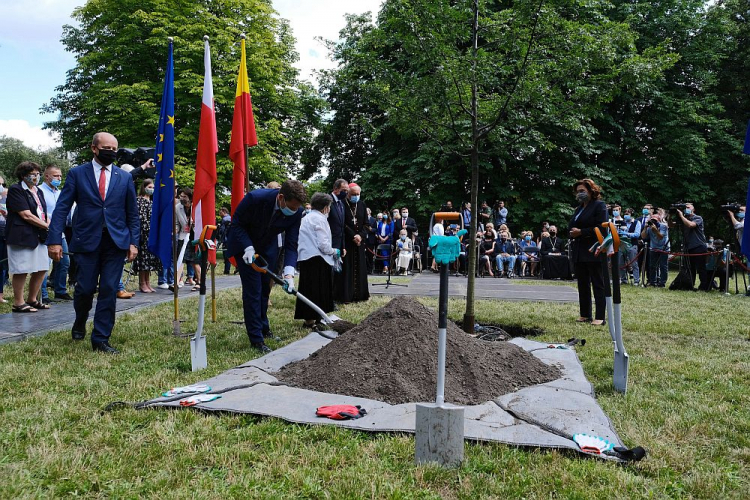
[395,229,413,275]
[479,230,496,277]
[494,231,517,278]
[539,225,571,279]
[519,230,539,276]
[498,223,513,239]
[485,222,498,240]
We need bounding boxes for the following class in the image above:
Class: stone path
[368,272,578,302]
[0,276,242,345]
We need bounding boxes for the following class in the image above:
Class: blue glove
[429,234,461,265]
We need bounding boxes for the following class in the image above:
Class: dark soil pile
[277,298,560,405]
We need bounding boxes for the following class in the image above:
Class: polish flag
[193,36,218,264]
[228,36,258,215]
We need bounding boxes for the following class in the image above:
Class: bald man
[47,132,140,354]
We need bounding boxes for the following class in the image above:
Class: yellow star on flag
[169,169,174,178]
[160,182,165,188]
[157,153,163,162]
[159,133,164,142]
[167,115,175,126]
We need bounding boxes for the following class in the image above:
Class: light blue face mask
[642,209,649,216]
[350,195,360,203]
[684,208,692,215]
[145,188,155,195]
[612,210,620,217]
[51,179,62,188]
[280,197,296,216]
[738,212,745,220]
[525,235,531,241]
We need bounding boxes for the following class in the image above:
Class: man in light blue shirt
[40,165,72,302]
[641,213,669,287]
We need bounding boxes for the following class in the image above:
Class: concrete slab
[144,332,625,461]
[0,276,242,344]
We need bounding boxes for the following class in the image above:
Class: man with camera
[670,202,710,291]
[641,212,669,287]
[726,205,748,295]
[617,208,642,285]
[727,205,745,246]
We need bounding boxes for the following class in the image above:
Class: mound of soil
[277,298,560,405]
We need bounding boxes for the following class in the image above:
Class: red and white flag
[193,36,218,264]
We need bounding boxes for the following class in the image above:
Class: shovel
[250,255,354,340]
[596,223,629,394]
[189,225,216,372]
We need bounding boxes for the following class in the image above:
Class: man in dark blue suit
[328,178,348,301]
[48,132,140,354]
[227,180,307,352]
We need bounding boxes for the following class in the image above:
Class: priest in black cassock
[334,183,370,303]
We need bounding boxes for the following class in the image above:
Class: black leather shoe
[263,331,281,342]
[71,322,86,341]
[251,342,272,354]
[92,341,120,354]
[56,293,74,301]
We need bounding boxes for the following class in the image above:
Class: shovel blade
[191,335,208,372]
[613,352,629,394]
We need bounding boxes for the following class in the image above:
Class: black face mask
[550,231,557,236]
[96,148,117,166]
[336,191,348,201]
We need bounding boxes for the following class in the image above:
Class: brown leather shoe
[117,290,134,299]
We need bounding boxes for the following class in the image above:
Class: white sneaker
[157,283,169,289]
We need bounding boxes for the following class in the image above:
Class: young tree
[320,0,673,329]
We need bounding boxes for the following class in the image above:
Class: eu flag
[148,40,176,268]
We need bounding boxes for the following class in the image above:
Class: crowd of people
[1,135,747,353]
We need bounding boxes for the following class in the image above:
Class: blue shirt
[647,223,668,249]
[40,182,61,217]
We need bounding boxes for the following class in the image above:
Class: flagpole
[163,35,180,336]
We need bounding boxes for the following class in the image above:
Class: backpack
[316,405,367,420]
[669,258,694,291]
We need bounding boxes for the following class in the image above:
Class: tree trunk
[463,0,480,333]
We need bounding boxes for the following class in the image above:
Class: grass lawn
[0,276,748,498]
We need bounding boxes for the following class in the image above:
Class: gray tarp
[145,333,624,461]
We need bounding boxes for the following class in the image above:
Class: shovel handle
[250,254,286,286]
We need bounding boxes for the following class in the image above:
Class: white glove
[283,276,295,294]
[243,246,255,265]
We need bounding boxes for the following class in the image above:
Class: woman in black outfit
[568,179,607,325]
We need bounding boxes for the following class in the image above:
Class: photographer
[618,208,642,285]
[727,205,745,245]
[670,202,710,291]
[641,213,669,287]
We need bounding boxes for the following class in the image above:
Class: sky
[0,0,383,150]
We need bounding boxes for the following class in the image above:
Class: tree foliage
[43,0,325,189]
[316,0,750,244]
[0,136,71,181]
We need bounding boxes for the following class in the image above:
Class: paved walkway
[368,272,578,302]
[0,276,242,345]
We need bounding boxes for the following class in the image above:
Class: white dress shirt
[92,157,112,198]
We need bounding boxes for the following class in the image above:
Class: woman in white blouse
[294,192,343,327]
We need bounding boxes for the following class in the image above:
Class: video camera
[116,147,157,179]
[669,202,687,213]
[720,202,741,213]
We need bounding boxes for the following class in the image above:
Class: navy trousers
[237,251,277,345]
[73,230,127,344]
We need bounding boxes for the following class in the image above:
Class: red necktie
[99,166,107,200]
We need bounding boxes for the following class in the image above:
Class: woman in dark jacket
[5,161,50,312]
[568,178,607,325]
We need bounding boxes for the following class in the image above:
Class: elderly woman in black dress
[568,178,608,326]
[294,192,342,328]
[135,179,161,292]
[5,162,50,312]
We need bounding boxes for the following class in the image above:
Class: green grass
[0,278,748,498]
